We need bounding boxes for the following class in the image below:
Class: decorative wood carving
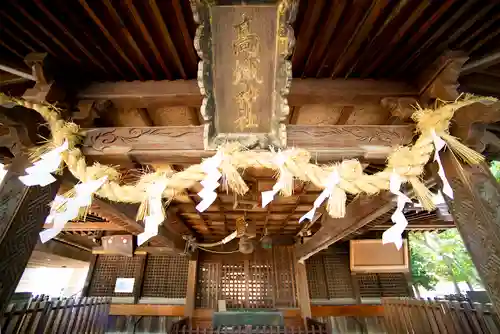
[287,125,414,149]
[0,155,61,313]
[381,97,419,124]
[191,0,298,149]
[72,100,99,127]
[22,52,66,103]
[83,124,414,164]
[416,51,468,103]
[449,100,500,160]
[441,150,500,315]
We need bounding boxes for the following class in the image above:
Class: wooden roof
[0,1,499,91]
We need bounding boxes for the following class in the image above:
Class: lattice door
[196,247,298,309]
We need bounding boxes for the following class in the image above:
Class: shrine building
[0,1,499,333]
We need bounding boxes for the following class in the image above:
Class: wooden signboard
[349,239,409,273]
[192,0,298,149]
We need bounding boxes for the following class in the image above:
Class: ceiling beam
[295,192,394,263]
[82,124,414,165]
[77,79,418,107]
[461,51,500,75]
[34,239,91,263]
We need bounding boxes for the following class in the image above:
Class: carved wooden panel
[441,151,500,315]
[82,124,415,164]
[192,0,297,149]
[286,125,414,151]
[0,156,60,312]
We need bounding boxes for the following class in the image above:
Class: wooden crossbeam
[295,192,394,262]
[83,124,414,165]
[78,79,418,107]
[43,221,124,231]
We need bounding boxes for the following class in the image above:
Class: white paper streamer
[138,180,168,246]
[19,140,68,186]
[39,198,80,243]
[299,170,340,223]
[39,176,107,243]
[382,173,411,249]
[431,130,454,199]
[196,152,222,212]
[261,151,287,208]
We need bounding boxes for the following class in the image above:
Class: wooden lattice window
[89,255,141,297]
[356,273,410,298]
[323,247,354,299]
[142,255,189,298]
[248,258,274,308]
[378,273,410,297]
[220,263,246,309]
[356,273,381,298]
[305,255,328,299]
[306,245,354,300]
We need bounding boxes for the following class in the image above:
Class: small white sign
[114,278,135,293]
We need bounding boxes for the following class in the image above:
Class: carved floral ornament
[0,94,495,249]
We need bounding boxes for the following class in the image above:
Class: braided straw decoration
[2,95,488,217]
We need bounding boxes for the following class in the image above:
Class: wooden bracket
[381,97,419,124]
[22,53,66,103]
[416,51,468,103]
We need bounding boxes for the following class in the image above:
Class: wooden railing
[1,296,111,334]
[383,297,500,334]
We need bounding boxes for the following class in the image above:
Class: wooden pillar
[134,254,148,304]
[82,254,98,297]
[441,150,500,315]
[185,251,198,320]
[295,261,311,327]
[0,155,60,313]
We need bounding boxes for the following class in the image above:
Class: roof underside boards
[0,0,498,87]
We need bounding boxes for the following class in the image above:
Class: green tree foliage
[491,161,500,182]
[409,229,481,293]
[410,247,438,290]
